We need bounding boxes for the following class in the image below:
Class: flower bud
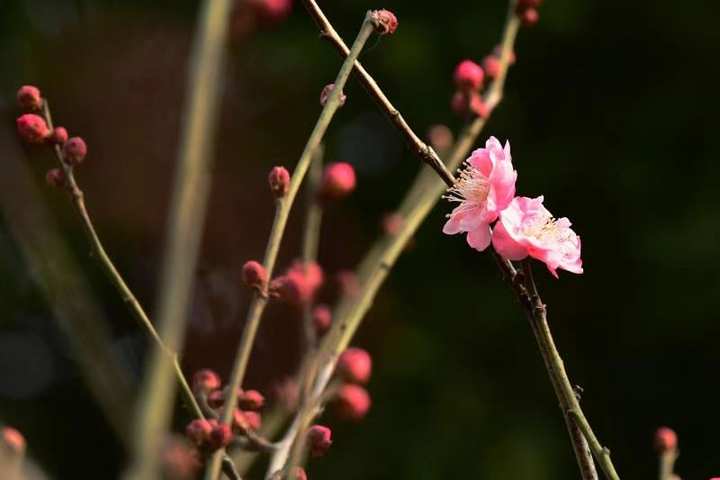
[453,60,484,91]
[249,0,292,25]
[63,136,87,165]
[335,384,371,421]
[372,9,398,35]
[16,86,42,111]
[49,126,68,145]
[336,270,360,299]
[307,425,332,457]
[270,261,324,306]
[312,304,332,335]
[16,114,50,144]
[45,168,66,188]
[192,369,221,395]
[237,389,265,410]
[427,124,453,153]
[161,436,200,480]
[338,347,372,384]
[655,426,678,452]
[185,419,213,446]
[233,409,262,432]
[451,90,489,118]
[1,427,26,456]
[320,83,347,108]
[291,467,308,480]
[207,420,233,450]
[382,212,405,236]
[268,166,290,198]
[519,7,539,26]
[242,260,268,291]
[320,162,356,199]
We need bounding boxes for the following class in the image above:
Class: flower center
[444,163,489,205]
[523,214,571,242]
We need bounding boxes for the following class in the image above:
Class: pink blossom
[442,137,517,251]
[491,196,583,278]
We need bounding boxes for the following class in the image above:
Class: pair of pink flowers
[443,137,582,278]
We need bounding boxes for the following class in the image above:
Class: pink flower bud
[335,384,371,421]
[307,425,332,457]
[451,90,489,118]
[372,9,398,35]
[242,260,268,290]
[249,0,292,25]
[270,261,324,306]
[49,126,68,145]
[185,419,213,446]
[381,212,405,236]
[268,166,290,198]
[312,304,332,335]
[427,124,454,153]
[338,347,372,384]
[233,409,262,432]
[655,426,678,452]
[192,369,221,395]
[161,436,200,480]
[453,60,484,91]
[17,85,42,111]
[291,467,308,480]
[63,137,87,165]
[16,113,50,144]
[237,389,265,410]
[1,427,26,456]
[321,162,356,199]
[336,270,360,298]
[45,168,66,188]
[320,83,347,108]
[207,389,225,409]
[207,420,233,450]
[482,55,501,79]
[517,6,540,26]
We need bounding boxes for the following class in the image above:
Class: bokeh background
[2,0,720,478]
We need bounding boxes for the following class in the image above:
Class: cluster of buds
[15,85,88,188]
[515,0,542,27]
[187,369,266,452]
[332,348,372,421]
[270,260,324,306]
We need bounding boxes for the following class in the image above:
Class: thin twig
[204,12,380,480]
[657,447,678,480]
[127,0,233,478]
[301,0,456,187]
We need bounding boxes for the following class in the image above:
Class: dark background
[1,0,719,478]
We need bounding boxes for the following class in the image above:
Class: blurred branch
[127,0,233,478]
[0,125,133,445]
[204,11,380,480]
[301,145,324,352]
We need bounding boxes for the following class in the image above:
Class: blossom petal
[491,220,528,260]
[466,224,492,251]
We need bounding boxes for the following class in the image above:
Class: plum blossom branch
[204,12,381,480]
[127,0,233,477]
[300,0,455,187]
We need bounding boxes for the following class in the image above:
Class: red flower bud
[237,389,265,410]
[1,427,26,456]
[381,212,405,236]
[249,0,292,25]
[242,260,268,290]
[233,409,262,432]
[49,126,69,145]
[291,467,307,480]
[312,304,332,335]
[338,347,372,384]
[45,168,66,188]
[427,124,454,153]
[655,426,678,452]
[161,436,200,480]
[321,162,356,199]
[16,85,42,111]
[335,384,371,421]
[185,419,213,446]
[320,83,347,108]
[518,7,540,26]
[336,270,360,299]
[16,114,50,144]
[307,425,332,457]
[453,60,484,91]
[372,9,398,35]
[451,90,489,118]
[268,166,290,198]
[192,369,221,395]
[63,136,87,165]
[207,420,233,450]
